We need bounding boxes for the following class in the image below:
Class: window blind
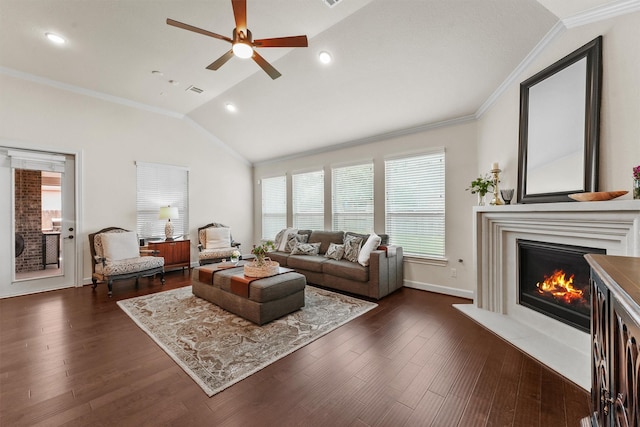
[136,162,189,239]
[261,175,287,240]
[332,162,374,234]
[292,170,324,230]
[385,150,445,258]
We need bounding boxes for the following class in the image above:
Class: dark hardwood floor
[0,270,590,426]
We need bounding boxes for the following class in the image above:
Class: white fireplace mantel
[455,200,640,390]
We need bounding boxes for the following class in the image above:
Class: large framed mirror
[517,36,602,203]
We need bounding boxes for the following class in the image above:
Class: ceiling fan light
[232,42,253,59]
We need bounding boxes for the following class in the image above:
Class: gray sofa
[267,230,403,300]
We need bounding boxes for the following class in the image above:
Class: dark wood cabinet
[148,239,190,271]
[586,254,640,427]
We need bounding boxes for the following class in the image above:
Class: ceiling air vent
[186,85,204,94]
[321,0,343,8]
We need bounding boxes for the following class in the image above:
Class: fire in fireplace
[517,239,606,333]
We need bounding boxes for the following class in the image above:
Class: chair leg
[160,271,165,285]
[107,280,113,297]
[91,278,98,290]
[135,277,139,289]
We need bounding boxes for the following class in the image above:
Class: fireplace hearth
[518,239,605,333]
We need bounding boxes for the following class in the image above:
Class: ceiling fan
[167,0,308,80]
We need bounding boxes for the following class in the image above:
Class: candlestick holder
[490,168,504,205]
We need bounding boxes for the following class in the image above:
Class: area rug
[117,285,377,397]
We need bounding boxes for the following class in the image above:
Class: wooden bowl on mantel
[568,191,628,201]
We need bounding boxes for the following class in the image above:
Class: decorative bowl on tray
[568,191,628,202]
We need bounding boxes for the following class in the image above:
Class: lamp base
[165,220,174,240]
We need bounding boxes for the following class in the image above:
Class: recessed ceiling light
[318,51,332,64]
[225,103,237,113]
[45,32,66,45]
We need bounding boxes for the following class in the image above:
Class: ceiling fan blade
[231,0,247,32]
[206,49,235,70]
[254,35,308,48]
[167,18,232,43]
[252,51,281,80]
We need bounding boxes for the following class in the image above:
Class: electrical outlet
[450,268,457,278]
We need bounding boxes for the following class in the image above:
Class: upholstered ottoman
[192,265,306,325]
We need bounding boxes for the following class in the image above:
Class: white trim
[0,66,184,120]
[562,0,640,29]
[404,280,474,300]
[254,116,474,166]
[182,116,251,166]
[476,21,567,118]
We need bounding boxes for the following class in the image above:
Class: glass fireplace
[517,239,606,333]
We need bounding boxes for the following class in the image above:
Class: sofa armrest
[368,246,403,299]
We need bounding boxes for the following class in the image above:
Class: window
[292,170,324,230]
[385,150,445,258]
[136,162,189,239]
[332,162,374,234]
[261,175,287,240]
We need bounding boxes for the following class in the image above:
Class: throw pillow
[358,233,382,266]
[343,234,363,263]
[285,233,309,253]
[205,227,231,249]
[275,228,298,252]
[290,242,321,256]
[324,243,345,260]
[101,231,139,261]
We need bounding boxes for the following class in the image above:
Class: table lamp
[159,206,179,241]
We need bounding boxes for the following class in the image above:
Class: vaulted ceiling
[0,0,617,163]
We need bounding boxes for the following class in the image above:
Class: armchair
[197,222,241,265]
[89,227,165,297]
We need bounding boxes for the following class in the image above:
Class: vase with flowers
[467,175,495,206]
[245,241,279,277]
[633,165,640,200]
[230,249,241,264]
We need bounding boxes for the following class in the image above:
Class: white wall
[252,11,640,299]
[253,120,479,298]
[478,12,640,195]
[0,74,254,284]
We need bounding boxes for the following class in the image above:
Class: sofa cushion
[205,227,231,249]
[343,234,363,263]
[95,255,164,275]
[323,259,369,282]
[101,231,139,261]
[274,228,298,252]
[345,231,389,246]
[291,242,321,256]
[266,251,289,267]
[324,243,345,260]
[285,233,309,252]
[358,233,382,266]
[287,254,327,272]
[308,230,344,255]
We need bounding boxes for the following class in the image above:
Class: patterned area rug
[117,285,377,396]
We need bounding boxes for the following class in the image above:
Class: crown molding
[0,66,184,120]
[253,115,476,166]
[182,117,251,167]
[475,21,566,118]
[562,0,640,28]
[476,0,639,119]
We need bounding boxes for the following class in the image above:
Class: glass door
[0,148,76,298]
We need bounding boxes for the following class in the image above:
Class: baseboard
[403,280,474,300]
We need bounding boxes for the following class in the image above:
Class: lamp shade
[159,206,179,220]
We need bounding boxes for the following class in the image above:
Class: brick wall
[15,170,43,272]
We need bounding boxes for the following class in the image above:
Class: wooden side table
[147,239,191,271]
